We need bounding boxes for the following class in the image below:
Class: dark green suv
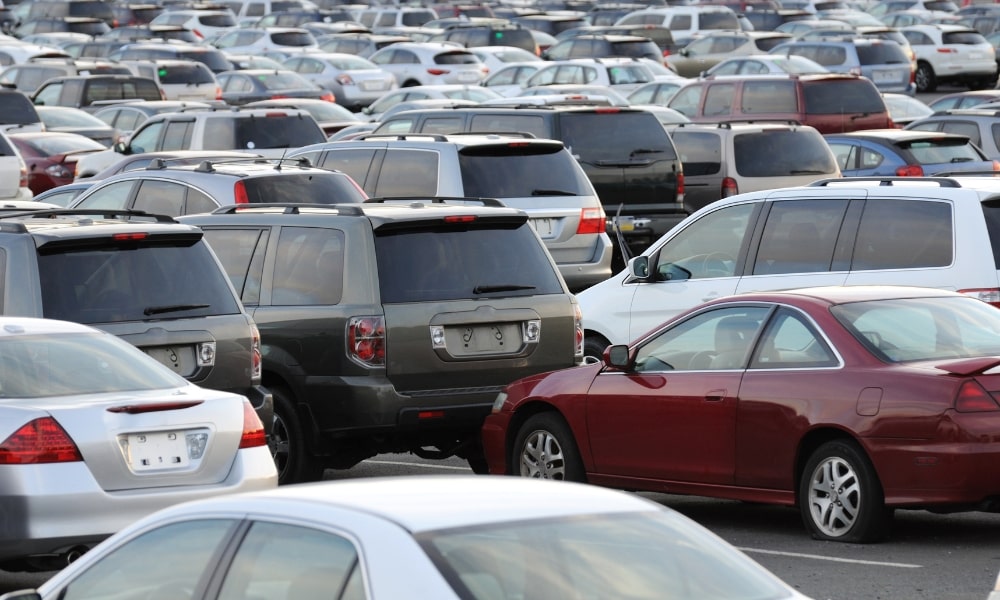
[181,201,583,484]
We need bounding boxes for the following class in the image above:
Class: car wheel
[270,385,326,485]
[915,62,936,93]
[798,440,890,543]
[583,335,610,364]
[513,412,585,482]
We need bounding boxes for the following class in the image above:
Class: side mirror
[679,48,689,57]
[628,255,650,279]
[605,344,633,370]
[113,140,128,154]
[361,106,373,115]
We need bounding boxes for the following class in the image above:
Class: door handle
[705,389,727,402]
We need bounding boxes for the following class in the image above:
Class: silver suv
[289,133,613,291]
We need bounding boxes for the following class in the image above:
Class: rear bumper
[557,234,613,291]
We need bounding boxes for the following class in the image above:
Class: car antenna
[613,202,632,267]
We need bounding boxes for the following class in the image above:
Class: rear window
[84,78,162,104]
[489,29,536,52]
[609,40,661,59]
[981,200,1000,268]
[199,13,237,27]
[375,222,565,303]
[699,11,740,30]
[902,138,984,164]
[68,2,114,21]
[435,51,480,65]
[157,64,215,85]
[734,129,837,177]
[458,144,594,197]
[38,238,241,324]
[204,114,326,150]
[271,31,315,47]
[943,31,989,45]
[803,79,886,114]
[401,10,436,25]
[560,111,679,162]
[178,49,234,73]
[856,42,909,65]
[0,92,41,125]
[242,172,366,204]
[669,130,721,176]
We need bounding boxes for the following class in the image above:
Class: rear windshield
[902,138,984,164]
[0,92,40,125]
[178,49,234,73]
[271,31,315,46]
[157,64,215,84]
[669,130,721,176]
[560,111,678,162]
[803,79,886,114]
[242,172,366,204]
[699,11,740,30]
[204,115,327,150]
[609,40,661,59]
[734,129,838,176]
[490,29,535,52]
[856,42,909,65]
[401,10,436,25]
[458,145,593,197]
[943,31,989,45]
[375,222,564,303]
[199,13,237,27]
[68,2,114,20]
[38,238,241,324]
[435,51,480,65]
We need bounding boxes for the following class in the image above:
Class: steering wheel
[699,252,735,277]
[688,350,717,370]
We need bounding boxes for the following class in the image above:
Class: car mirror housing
[606,344,632,370]
[113,140,127,154]
[629,255,649,279]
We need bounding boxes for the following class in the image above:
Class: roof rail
[211,203,366,215]
[809,176,962,187]
[445,131,538,138]
[0,208,178,223]
[365,196,506,207]
[355,133,450,141]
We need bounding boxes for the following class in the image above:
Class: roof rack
[930,170,1000,177]
[211,203,366,216]
[0,208,177,231]
[809,176,962,188]
[365,196,506,207]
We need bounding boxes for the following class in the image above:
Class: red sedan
[9,132,105,195]
[482,286,1000,543]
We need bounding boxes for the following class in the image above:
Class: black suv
[181,201,582,484]
[373,105,686,262]
[0,208,272,429]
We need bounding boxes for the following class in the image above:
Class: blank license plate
[447,323,522,355]
[872,70,898,83]
[125,431,189,471]
[530,218,554,238]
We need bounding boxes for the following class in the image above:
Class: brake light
[676,172,685,204]
[896,164,924,177]
[0,418,82,464]
[594,107,620,113]
[238,399,267,448]
[574,304,584,358]
[336,74,354,86]
[992,160,1000,172]
[271,94,289,100]
[113,232,148,241]
[234,180,248,204]
[721,176,738,197]
[576,207,605,234]
[427,68,449,75]
[18,163,27,189]
[193,28,204,39]
[959,288,1000,306]
[937,47,957,53]
[320,91,336,103]
[215,86,223,101]
[444,215,477,223]
[250,322,262,381]
[955,380,1000,412]
[347,316,385,367]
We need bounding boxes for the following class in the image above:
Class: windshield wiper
[531,189,577,196]
[950,157,975,163]
[473,284,536,294]
[144,304,210,316]
[630,148,666,157]
[790,169,828,174]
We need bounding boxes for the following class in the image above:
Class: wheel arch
[506,400,574,474]
[794,427,869,503]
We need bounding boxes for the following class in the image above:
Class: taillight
[234,180,248,204]
[992,160,1000,172]
[271,93,289,100]
[336,74,354,86]
[895,164,923,177]
[427,68,449,75]
[849,66,862,76]
[193,28,204,39]
[937,47,957,53]
[576,207,605,234]
[574,304,584,358]
[250,322,262,381]
[18,163,28,189]
[215,86,223,101]
[320,91,336,103]
[238,399,267,449]
[347,316,385,367]
[0,418,82,464]
[955,380,1000,412]
[721,176,738,197]
[676,172,685,204]
[958,288,1000,307]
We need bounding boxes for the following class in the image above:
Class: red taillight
[721,176,738,197]
[270,94,289,100]
[234,180,248,204]
[444,215,477,223]
[320,91,336,103]
[113,232,148,241]
[427,68,449,76]
[238,400,267,449]
[955,380,1000,412]
[0,418,82,464]
[958,288,1000,306]
[336,74,354,86]
[347,316,385,367]
[676,172,685,204]
[215,86,223,101]
[936,48,957,53]
[250,322,262,381]
[193,28,204,39]
[19,165,28,189]
[992,160,1000,172]
[576,206,605,234]
[896,164,924,177]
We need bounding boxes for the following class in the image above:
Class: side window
[59,520,237,600]
[937,121,981,146]
[670,14,692,29]
[633,306,770,372]
[373,149,439,196]
[750,308,837,369]
[752,199,848,275]
[246,2,266,16]
[217,521,364,600]
[545,41,571,60]
[852,199,953,270]
[318,148,379,193]
[742,80,796,114]
[185,188,218,215]
[667,83,703,116]
[128,121,164,153]
[161,121,193,151]
[531,66,559,86]
[859,147,883,169]
[74,181,136,210]
[33,82,63,106]
[131,180,187,216]
[655,202,756,280]
[271,227,345,306]
[201,227,269,304]
[826,141,856,170]
[422,117,463,134]
[202,118,236,150]
[703,82,735,116]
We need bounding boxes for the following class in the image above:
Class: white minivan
[579,176,1000,358]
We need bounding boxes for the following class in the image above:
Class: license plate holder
[445,323,522,356]
[124,431,189,471]
[530,218,554,238]
[144,346,195,377]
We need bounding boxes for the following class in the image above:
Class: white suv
[580,176,1000,358]
[368,42,488,87]
[900,24,997,92]
[0,130,33,201]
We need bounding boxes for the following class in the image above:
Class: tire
[915,62,936,93]
[798,440,891,543]
[512,413,585,482]
[583,335,610,364]
[270,386,326,485]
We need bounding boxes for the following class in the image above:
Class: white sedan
[10,476,811,599]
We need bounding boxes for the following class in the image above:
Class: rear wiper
[630,148,666,157]
[473,284,536,294]
[950,157,975,163]
[143,304,210,316]
[790,169,829,174]
[531,189,577,196]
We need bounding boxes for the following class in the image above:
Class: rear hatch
[373,214,578,400]
[801,78,893,132]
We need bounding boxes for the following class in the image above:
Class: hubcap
[270,413,290,477]
[807,456,861,537]
[519,429,566,479]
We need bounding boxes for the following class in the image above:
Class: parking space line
[739,548,921,568]
[364,459,471,471]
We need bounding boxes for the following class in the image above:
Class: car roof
[132,475,663,532]
[825,128,971,141]
[727,284,962,306]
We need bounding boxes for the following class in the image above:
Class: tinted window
[211,115,325,150]
[669,130,721,176]
[655,202,755,280]
[38,239,242,324]
[271,226,345,305]
[157,64,215,84]
[943,31,989,44]
[742,80,797,113]
[200,13,237,27]
[560,111,678,161]
[856,42,909,65]
[609,40,661,59]
[374,149,438,196]
[852,199,953,270]
[435,51,479,65]
[468,114,549,138]
[271,31,314,46]
[459,145,593,197]
[982,200,1000,268]
[178,50,233,73]
[201,227,269,304]
[242,173,366,204]
[0,92,40,125]
[375,223,564,302]
[803,79,885,114]
[699,11,740,29]
[752,199,847,275]
[734,129,837,176]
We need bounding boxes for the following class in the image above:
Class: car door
[585,305,770,483]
